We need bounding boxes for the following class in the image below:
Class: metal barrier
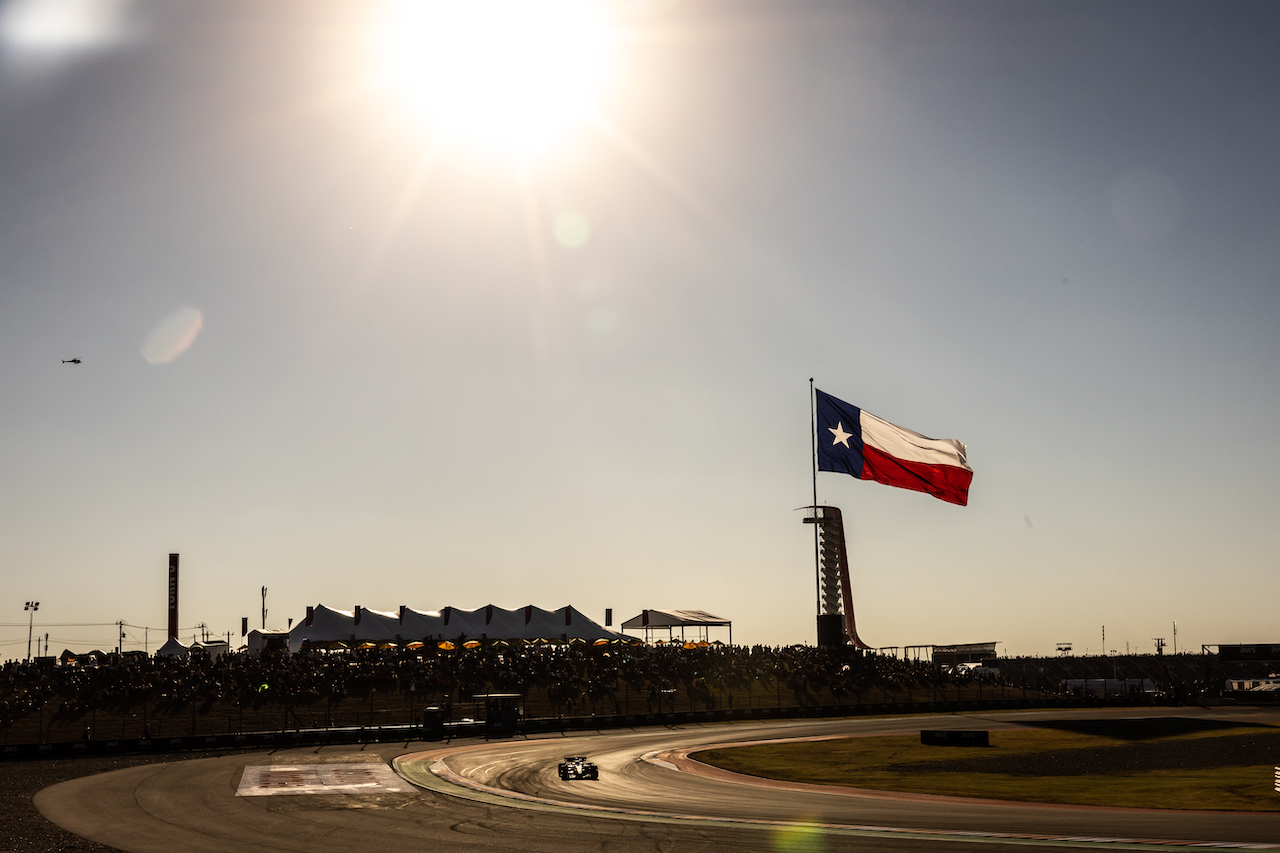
[0,696,1127,760]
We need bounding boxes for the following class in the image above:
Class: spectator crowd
[3,642,971,740]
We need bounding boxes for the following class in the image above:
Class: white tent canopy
[620,609,732,644]
[286,603,627,653]
[157,636,190,658]
[399,607,444,639]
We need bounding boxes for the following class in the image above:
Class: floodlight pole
[25,601,39,662]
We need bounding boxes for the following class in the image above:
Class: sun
[374,0,614,158]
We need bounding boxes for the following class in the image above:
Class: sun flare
[375,0,613,157]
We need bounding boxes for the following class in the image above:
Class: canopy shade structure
[620,609,732,645]
[284,603,627,654]
[157,636,190,658]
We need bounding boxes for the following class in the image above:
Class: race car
[557,755,598,780]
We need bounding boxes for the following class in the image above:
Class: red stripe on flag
[861,445,973,506]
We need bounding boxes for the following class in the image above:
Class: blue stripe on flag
[815,390,866,478]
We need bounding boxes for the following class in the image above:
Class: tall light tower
[25,601,39,661]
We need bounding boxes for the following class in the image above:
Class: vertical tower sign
[168,553,179,640]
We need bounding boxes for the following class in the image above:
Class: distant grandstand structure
[931,642,1000,667]
[1212,643,1280,662]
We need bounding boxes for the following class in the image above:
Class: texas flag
[816,389,972,506]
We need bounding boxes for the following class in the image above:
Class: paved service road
[34,708,1280,853]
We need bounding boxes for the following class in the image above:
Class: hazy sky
[3,0,1278,659]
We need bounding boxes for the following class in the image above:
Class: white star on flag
[829,421,853,448]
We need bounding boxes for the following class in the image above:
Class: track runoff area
[37,708,1280,853]
[237,762,416,796]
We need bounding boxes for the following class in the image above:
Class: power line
[0,622,121,628]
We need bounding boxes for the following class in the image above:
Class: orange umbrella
[406,641,425,649]
[463,640,482,649]
[357,642,377,649]
[592,638,610,646]
[683,642,697,650]
[437,641,456,651]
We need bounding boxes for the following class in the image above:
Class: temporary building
[351,606,402,642]
[399,607,445,639]
[157,636,191,658]
[191,640,231,661]
[290,604,358,649]
[620,609,732,645]
[247,629,291,657]
[284,603,627,653]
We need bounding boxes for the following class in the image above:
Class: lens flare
[0,0,136,66]
[554,212,591,248]
[141,307,203,365]
[374,0,613,157]
[772,821,826,853]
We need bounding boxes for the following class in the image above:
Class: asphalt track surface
[34,708,1280,853]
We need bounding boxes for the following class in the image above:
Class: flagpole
[810,378,820,621]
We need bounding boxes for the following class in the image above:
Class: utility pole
[25,601,39,662]
[1173,620,1178,655]
[117,620,125,654]
[261,587,268,629]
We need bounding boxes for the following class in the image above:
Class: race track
[34,707,1280,853]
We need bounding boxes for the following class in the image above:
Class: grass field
[696,718,1280,812]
